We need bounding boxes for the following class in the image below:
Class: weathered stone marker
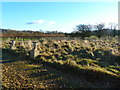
[10,40,16,50]
[30,42,40,59]
[33,41,37,50]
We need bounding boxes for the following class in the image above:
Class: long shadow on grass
[72,49,120,66]
[28,61,120,88]
[29,68,59,80]
[28,64,69,88]
[1,48,30,63]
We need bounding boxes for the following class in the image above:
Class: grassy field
[1,49,100,88]
[1,36,120,88]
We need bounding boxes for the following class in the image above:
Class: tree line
[1,29,64,36]
[1,22,120,38]
[67,23,120,38]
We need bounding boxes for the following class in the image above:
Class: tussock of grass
[47,59,120,83]
[79,65,118,77]
[26,64,41,68]
[42,58,119,79]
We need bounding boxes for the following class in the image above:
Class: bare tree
[75,24,92,38]
[94,23,105,38]
[109,23,118,30]
[76,24,92,32]
[87,24,93,31]
[94,23,105,30]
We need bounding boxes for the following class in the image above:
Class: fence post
[30,41,39,59]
